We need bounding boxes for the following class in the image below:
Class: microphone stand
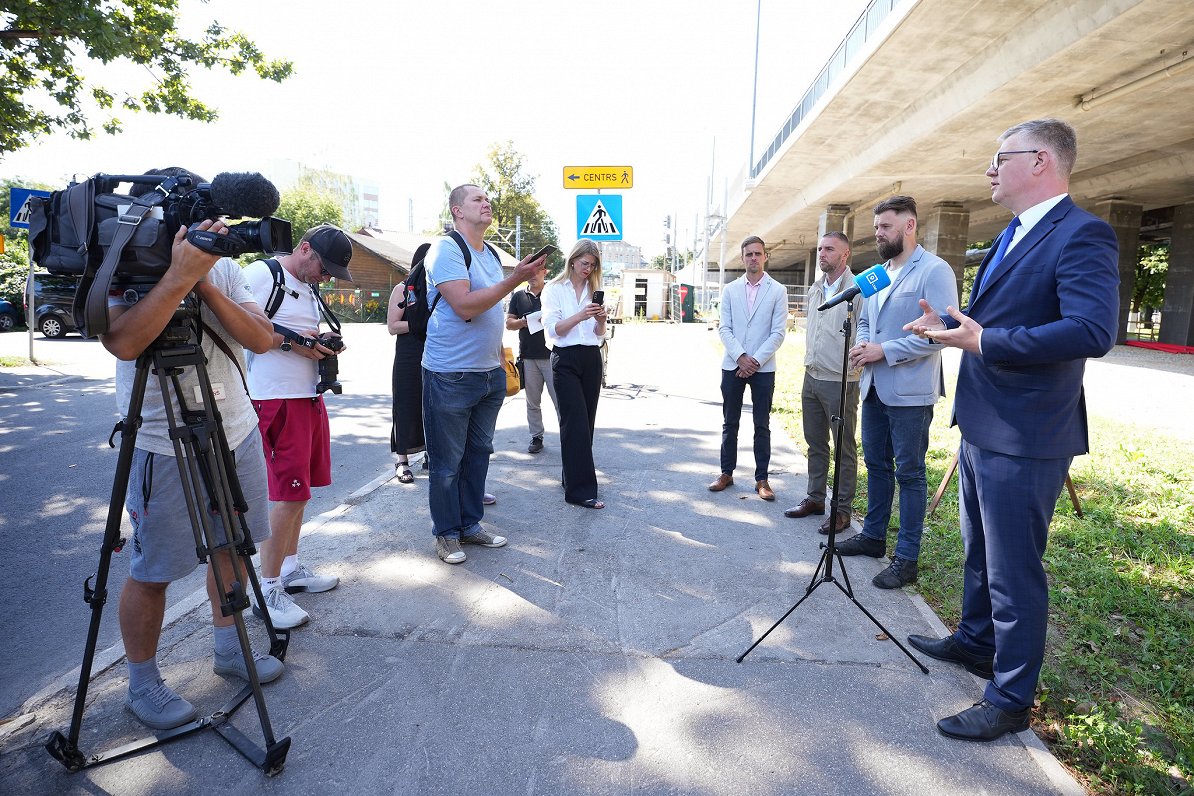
[738,303,928,672]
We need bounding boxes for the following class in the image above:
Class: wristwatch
[280,338,292,352]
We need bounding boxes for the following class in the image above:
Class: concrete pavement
[0,322,1115,794]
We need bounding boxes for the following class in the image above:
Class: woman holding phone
[542,239,607,509]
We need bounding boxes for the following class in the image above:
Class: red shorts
[254,397,332,501]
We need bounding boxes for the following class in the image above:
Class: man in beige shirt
[785,232,861,533]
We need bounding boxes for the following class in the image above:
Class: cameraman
[102,217,283,731]
[242,225,352,629]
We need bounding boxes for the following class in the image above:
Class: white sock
[281,555,299,578]
[262,577,281,593]
[213,624,239,657]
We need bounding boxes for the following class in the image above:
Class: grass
[760,330,1194,795]
[0,354,31,367]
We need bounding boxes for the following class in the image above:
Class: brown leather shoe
[818,511,852,534]
[755,480,775,501]
[783,497,825,518]
[708,473,734,492]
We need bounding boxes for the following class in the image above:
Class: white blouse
[542,280,604,348]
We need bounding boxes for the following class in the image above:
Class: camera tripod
[45,313,292,775]
[738,310,928,674]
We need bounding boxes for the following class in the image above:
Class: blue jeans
[859,388,934,562]
[719,369,775,482]
[422,367,505,539]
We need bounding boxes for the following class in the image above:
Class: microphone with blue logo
[816,264,892,311]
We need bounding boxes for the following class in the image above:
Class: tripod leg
[158,349,287,764]
[47,356,154,772]
[829,579,930,673]
[737,548,832,663]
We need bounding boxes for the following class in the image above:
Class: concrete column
[1093,200,1143,344]
[1161,202,1194,347]
[923,201,970,302]
[819,203,856,276]
[819,204,851,238]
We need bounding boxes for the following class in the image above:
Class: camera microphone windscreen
[208,172,281,218]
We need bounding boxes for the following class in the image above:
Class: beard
[877,236,904,261]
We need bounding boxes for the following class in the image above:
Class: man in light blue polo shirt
[422,183,548,564]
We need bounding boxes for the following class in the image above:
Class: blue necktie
[977,216,1021,293]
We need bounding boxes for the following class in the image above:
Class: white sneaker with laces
[253,586,310,629]
[282,563,338,594]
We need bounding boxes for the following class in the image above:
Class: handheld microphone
[817,264,891,311]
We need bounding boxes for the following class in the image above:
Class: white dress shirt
[542,280,603,348]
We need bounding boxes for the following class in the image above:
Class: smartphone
[529,244,557,262]
[592,290,605,305]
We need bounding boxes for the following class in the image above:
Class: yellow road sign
[563,166,633,189]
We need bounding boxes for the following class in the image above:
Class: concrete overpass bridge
[708,0,1194,345]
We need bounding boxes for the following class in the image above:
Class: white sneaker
[252,586,309,629]
[282,563,338,594]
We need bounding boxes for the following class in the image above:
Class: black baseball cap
[304,225,353,281]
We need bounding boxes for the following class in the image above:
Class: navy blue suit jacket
[952,196,1119,459]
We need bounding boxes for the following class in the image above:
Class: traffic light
[663,215,671,229]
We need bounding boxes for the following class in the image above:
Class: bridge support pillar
[923,201,969,302]
[1092,199,1143,344]
[1160,202,1194,347]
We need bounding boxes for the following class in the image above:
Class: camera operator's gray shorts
[126,428,271,583]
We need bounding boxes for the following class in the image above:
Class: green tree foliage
[471,141,561,269]
[275,186,345,252]
[1,1,293,154]
[1132,242,1168,313]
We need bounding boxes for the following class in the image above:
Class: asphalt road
[0,324,400,720]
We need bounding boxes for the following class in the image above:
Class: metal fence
[321,288,388,323]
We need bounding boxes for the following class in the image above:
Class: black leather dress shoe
[907,634,994,679]
[937,698,1030,742]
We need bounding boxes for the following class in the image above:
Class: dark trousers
[957,440,1071,712]
[551,345,602,504]
[719,368,775,482]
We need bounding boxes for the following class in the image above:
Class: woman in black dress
[387,244,429,483]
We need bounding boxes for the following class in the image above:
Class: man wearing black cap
[243,224,353,629]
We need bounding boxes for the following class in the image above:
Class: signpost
[563,166,633,190]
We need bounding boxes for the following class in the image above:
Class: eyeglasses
[319,266,331,278]
[989,149,1040,172]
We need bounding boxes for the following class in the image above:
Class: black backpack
[399,230,500,340]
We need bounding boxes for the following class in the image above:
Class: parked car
[0,298,21,331]
[27,273,81,338]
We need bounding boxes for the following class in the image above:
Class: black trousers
[551,345,602,504]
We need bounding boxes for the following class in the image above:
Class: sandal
[574,498,605,510]
[396,464,414,484]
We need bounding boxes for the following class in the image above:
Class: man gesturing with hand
[904,118,1119,742]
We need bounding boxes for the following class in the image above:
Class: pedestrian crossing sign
[9,187,51,229]
[576,194,623,241]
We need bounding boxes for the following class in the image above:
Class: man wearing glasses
[904,118,1119,741]
[243,224,354,629]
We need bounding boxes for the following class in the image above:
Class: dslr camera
[316,332,344,395]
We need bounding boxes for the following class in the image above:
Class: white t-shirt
[112,257,259,455]
[243,258,321,399]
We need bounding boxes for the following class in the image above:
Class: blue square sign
[9,187,51,229]
[576,195,622,241]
